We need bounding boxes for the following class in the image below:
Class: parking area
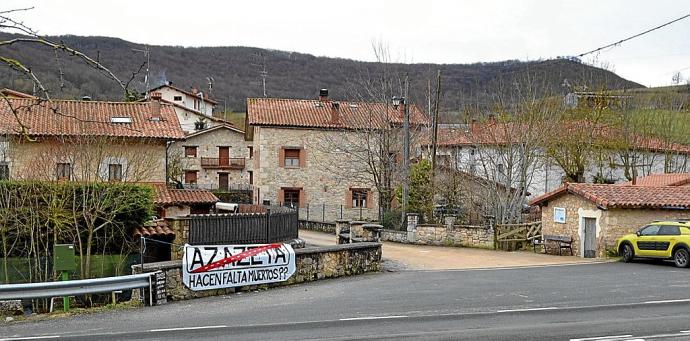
[299,229,604,270]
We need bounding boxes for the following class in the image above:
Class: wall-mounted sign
[553,207,566,224]
[182,243,295,291]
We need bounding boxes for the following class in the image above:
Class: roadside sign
[182,243,296,291]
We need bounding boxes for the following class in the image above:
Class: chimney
[319,88,329,101]
[191,86,199,95]
[150,92,162,120]
[330,102,340,124]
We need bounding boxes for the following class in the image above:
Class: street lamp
[393,79,410,229]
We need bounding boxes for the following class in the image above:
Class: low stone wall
[379,215,494,248]
[133,242,381,302]
[299,220,337,234]
[415,224,493,248]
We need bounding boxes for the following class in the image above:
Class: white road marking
[496,307,557,313]
[569,335,632,341]
[643,298,690,304]
[149,325,227,332]
[0,336,61,341]
[681,330,690,333]
[339,315,408,321]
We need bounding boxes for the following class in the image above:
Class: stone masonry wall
[133,243,381,302]
[253,126,378,222]
[298,220,337,234]
[378,215,493,248]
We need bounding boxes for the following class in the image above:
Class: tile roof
[0,98,185,139]
[247,98,429,130]
[621,173,690,187]
[428,121,690,154]
[148,84,218,104]
[132,219,175,239]
[149,183,219,206]
[185,123,245,138]
[1,88,36,99]
[529,183,690,210]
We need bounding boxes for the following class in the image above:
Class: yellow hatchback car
[616,220,690,268]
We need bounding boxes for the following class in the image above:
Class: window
[248,170,253,185]
[658,225,681,236]
[56,163,71,180]
[173,96,183,101]
[283,189,301,208]
[184,171,198,184]
[184,146,198,157]
[108,164,123,181]
[0,163,8,180]
[351,189,369,208]
[193,99,200,110]
[110,117,132,124]
[639,225,660,236]
[284,148,301,168]
[247,146,254,159]
[497,163,505,174]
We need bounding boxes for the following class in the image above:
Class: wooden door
[219,147,230,166]
[218,173,229,190]
[583,217,597,258]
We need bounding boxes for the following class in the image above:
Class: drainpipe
[165,140,171,184]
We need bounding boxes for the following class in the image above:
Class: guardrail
[0,273,156,306]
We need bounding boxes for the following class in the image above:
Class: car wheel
[621,243,634,263]
[673,248,690,268]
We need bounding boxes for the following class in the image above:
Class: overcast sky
[4,0,690,87]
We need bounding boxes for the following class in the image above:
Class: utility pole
[401,76,410,226]
[431,70,442,177]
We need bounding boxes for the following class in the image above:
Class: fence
[494,221,542,251]
[187,206,298,245]
[276,202,379,223]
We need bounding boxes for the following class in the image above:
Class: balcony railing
[183,183,253,191]
[200,157,245,170]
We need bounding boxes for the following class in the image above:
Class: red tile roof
[148,84,218,104]
[1,88,36,99]
[428,121,690,154]
[132,219,175,239]
[149,183,219,206]
[529,183,690,210]
[622,173,690,187]
[247,98,429,130]
[0,98,185,139]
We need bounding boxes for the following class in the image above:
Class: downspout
[165,139,171,184]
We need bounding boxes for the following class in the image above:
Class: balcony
[200,157,245,170]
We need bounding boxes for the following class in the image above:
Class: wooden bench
[533,235,573,255]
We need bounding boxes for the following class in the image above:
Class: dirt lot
[299,229,604,270]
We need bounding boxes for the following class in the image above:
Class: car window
[658,225,681,236]
[639,225,660,236]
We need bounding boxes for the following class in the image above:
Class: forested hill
[0,33,643,115]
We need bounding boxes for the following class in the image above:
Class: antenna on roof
[207,76,214,98]
[132,46,151,98]
[252,52,268,98]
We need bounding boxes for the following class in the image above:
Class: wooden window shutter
[366,189,373,208]
[278,188,285,204]
[346,189,353,208]
[279,147,285,167]
[299,188,305,206]
[299,148,306,168]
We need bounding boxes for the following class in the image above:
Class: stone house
[247,90,429,222]
[0,96,185,182]
[530,182,690,258]
[172,123,253,191]
[425,122,690,200]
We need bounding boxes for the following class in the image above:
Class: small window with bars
[284,149,301,168]
[108,164,123,181]
[351,189,368,208]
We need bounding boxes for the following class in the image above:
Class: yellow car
[616,220,690,268]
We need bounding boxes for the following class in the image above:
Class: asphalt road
[2,261,690,340]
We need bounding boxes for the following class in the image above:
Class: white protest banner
[182,243,295,291]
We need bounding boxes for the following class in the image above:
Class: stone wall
[379,215,493,248]
[253,126,378,221]
[133,242,381,302]
[299,220,336,234]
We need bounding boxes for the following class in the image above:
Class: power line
[576,14,690,58]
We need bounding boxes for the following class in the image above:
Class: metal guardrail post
[322,203,325,222]
[266,208,271,242]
